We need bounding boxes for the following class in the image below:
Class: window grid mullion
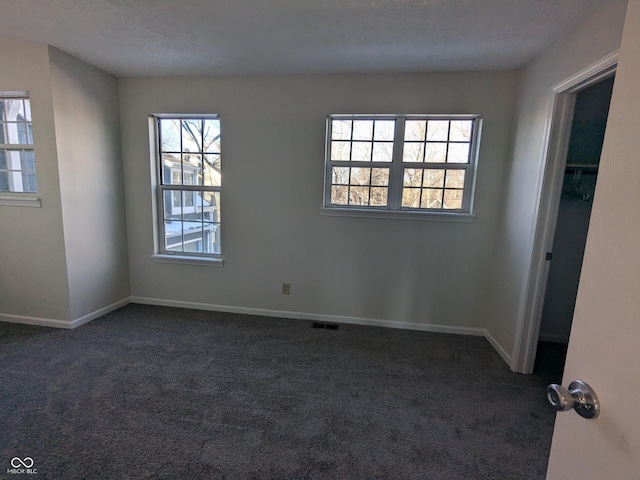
[388,117,405,210]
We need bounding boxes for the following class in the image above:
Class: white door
[545,1,640,477]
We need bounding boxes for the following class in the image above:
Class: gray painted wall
[50,47,130,320]
[485,0,628,359]
[119,72,518,331]
[0,43,129,325]
[0,42,71,321]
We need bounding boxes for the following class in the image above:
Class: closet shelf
[565,163,599,169]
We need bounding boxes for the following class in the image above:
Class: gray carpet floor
[0,304,557,479]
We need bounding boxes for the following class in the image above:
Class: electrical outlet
[282,283,291,295]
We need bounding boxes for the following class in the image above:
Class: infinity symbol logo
[11,457,34,468]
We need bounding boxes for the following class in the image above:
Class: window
[0,93,37,193]
[153,115,222,259]
[324,114,481,218]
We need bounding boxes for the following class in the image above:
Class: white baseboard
[69,297,131,328]
[3,296,513,367]
[0,297,131,329]
[130,296,488,337]
[0,312,74,329]
[483,329,513,366]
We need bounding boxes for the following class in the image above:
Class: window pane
[403,142,424,163]
[203,119,221,153]
[3,122,28,145]
[331,186,348,205]
[332,120,352,140]
[445,170,465,189]
[403,168,423,188]
[23,99,32,122]
[448,143,470,163]
[182,154,201,187]
[422,189,443,209]
[183,172,195,186]
[425,143,447,163]
[352,120,374,140]
[0,172,8,191]
[202,223,220,254]
[22,173,37,193]
[349,186,369,205]
[443,189,463,209]
[164,190,183,220]
[450,120,472,141]
[2,99,25,122]
[0,149,5,169]
[372,142,393,162]
[203,191,221,223]
[169,169,181,185]
[182,119,203,153]
[351,142,372,162]
[426,120,449,141]
[373,120,395,141]
[350,167,371,186]
[184,191,195,207]
[371,168,389,186]
[164,220,183,252]
[331,141,351,161]
[401,188,421,208]
[370,187,388,206]
[404,120,426,142]
[424,169,445,188]
[203,154,221,186]
[332,167,350,185]
[160,119,181,152]
[172,191,182,209]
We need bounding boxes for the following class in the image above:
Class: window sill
[151,254,224,267]
[321,207,475,222]
[0,194,42,208]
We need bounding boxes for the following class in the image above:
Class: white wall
[120,72,517,331]
[0,42,71,322]
[484,1,629,362]
[49,47,130,321]
[0,42,129,327]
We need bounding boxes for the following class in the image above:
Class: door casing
[510,51,618,374]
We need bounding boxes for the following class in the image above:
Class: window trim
[0,91,40,202]
[322,114,482,221]
[150,113,223,265]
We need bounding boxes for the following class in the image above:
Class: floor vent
[311,322,340,330]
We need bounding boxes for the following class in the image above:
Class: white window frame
[322,114,482,221]
[0,91,41,207]
[150,114,223,266]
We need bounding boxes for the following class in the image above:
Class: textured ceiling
[0,0,612,77]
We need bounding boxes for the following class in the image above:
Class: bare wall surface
[0,42,71,321]
[120,72,517,329]
[49,47,130,320]
[484,0,628,359]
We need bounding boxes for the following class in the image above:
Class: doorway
[533,75,615,381]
